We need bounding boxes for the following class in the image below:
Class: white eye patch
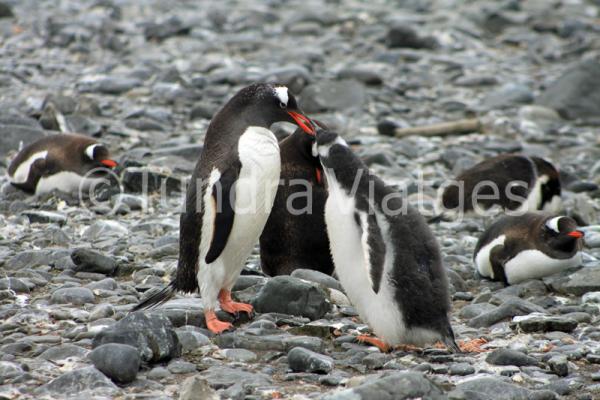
[85,144,99,160]
[274,86,289,106]
[545,216,562,233]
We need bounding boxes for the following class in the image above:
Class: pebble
[486,348,539,367]
[50,287,95,305]
[513,315,578,333]
[89,343,141,383]
[178,376,219,400]
[287,347,334,374]
[71,248,117,275]
[34,366,119,397]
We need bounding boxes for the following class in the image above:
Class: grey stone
[179,375,219,400]
[537,60,600,120]
[253,276,331,320]
[221,348,257,363]
[71,248,117,275]
[21,210,67,225]
[51,287,95,305]
[259,65,312,93]
[144,16,191,41]
[122,167,184,194]
[89,343,140,383]
[459,303,497,319]
[287,347,334,374]
[0,361,23,382]
[449,363,476,376]
[290,269,344,292]
[468,298,545,328]
[513,316,578,333]
[482,83,534,110]
[175,329,211,354]
[0,125,46,156]
[215,332,324,353]
[554,268,600,295]
[39,344,88,361]
[92,312,181,363]
[0,277,31,293]
[0,2,14,18]
[386,25,437,49]
[34,366,119,397]
[548,355,569,377]
[200,366,272,389]
[486,349,539,367]
[299,80,366,113]
[77,75,141,95]
[449,377,530,400]
[321,372,445,400]
[168,360,196,374]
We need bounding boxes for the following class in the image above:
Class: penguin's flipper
[355,210,386,293]
[489,245,509,286]
[205,163,240,264]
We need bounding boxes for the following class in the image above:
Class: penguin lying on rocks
[474,213,584,285]
[7,133,117,195]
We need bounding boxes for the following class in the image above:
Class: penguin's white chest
[504,250,581,284]
[200,127,280,282]
[324,177,406,344]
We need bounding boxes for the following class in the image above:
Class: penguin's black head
[543,215,584,253]
[229,83,315,134]
[83,143,118,170]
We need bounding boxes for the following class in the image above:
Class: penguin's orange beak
[567,230,584,238]
[100,159,118,168]
[288,111,315,135]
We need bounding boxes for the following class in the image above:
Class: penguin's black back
[442,154,536,212]
[260,129,333,276]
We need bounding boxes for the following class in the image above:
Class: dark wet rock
[122,167,184,194]
[179,376,219,400]
[253,276,331,320]
[39,344,88,361]
[51,287,95,305]
[21,210,67,225]
[215,332,324,353]
[287,347,333,374]
[486,348,539,367]
[71,248,117,275]
[449,377,530,400]
[92,312,181,363]
[0,2,14,18]
[290,269,344,292]
[299,80,366,113]
[386,25,437,49]
[337,66,384,85]
[89,343,140,383]
[34,366,119,397]
[548,355,569,377]
[468,298,545,328]
[449,363,476,376]
[321,372,445,400]
[513,315,578,333]
[537,59,600,120]
[481,83,534,110]
[144,16,191,41]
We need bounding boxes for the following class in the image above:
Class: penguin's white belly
[504,250,581,284]
[198,127,280,307]
[474,235,506,279]
[324,181,406,344]
[36,171,103,195]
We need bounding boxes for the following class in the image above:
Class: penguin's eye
[279,101,286,109]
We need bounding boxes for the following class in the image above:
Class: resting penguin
[7,133,117,195]
[259,123,334,276]
[474,213,584,285]
[314,129,459,352]
[432,154,561,221]
[132,83,316,333]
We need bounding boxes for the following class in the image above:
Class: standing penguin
[474,213,584,285]
[314,129,459,352]
[434,154,561,221]
[132,83,315,333]
[260,123,334,276]
[7,133,117,195]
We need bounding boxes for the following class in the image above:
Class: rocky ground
[1,0,600,399]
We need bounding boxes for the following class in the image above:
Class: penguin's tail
[130,281,176,312]
[441,322,461,353]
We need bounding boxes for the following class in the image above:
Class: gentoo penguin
[314,129,459,352]
[433,154,561,221]
[259,123,334,276]
[473,213,584,285]
[132,83,315,333]
[7,133,117,195]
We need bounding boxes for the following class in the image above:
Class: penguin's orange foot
[394,344,423,353]
[356,334,391,353]
[458,337,488,353]
[205,310,233,334]
[218,289,254,317]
